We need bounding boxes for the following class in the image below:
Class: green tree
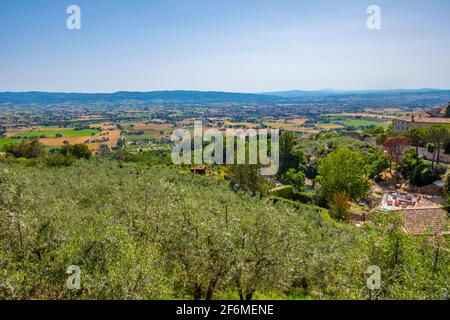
[364,148,390,179]
[406,128,424,157]
[3,139,45,159]
[400,149,423,179]
[278,132,305,178]
[46,153,75,167]
[98,144,111,157]
[365,126,385,135]
[410,163,444,187]
[422,125,450,167]
[384,136,412,179]
[376,133,388,146]
[399,149,442,186]
[227,164,269,195]
[328,192,351,222]
[61,144,92,160]
[281,168,305,192]
[317,147,370,203]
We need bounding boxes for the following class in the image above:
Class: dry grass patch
[223,121,260,129]
[286,118,309,125]
[132,123,174,131]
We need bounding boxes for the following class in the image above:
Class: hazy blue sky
[0,0,449,92]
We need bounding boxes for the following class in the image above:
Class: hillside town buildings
[393,103,450,131]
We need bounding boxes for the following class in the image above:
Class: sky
[0,0,449,93]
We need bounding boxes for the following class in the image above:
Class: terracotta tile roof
[395,106,450,124]
[403,207,448,235]
[395,116,450,124]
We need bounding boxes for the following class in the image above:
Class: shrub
[328,192,351,222]
[2,139,45,159]
[270,185,295,200]
[61,144,92,160]
[293,192,313,204]
[434,164,447,176]
[46,153,75,167]
[281,169,305,192]
[400,149,424,178]
[410,163,441,187]
[444,141,450,155]
[401,150,445,186]
[376,133,388,145]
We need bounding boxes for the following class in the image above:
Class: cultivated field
[315,123,345,130]
[323,113,397,119]
[125,122,174,131]
[1,125,121,153]
[222,121,260,129]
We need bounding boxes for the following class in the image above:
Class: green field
[125,134,157,144]
[12,129,99,138]
[124,129,172,144]
[318,114,393,129]
[263,121,313,131]
[315,123,341,127]
[0,138,24,147]
[0,128,100,147]
[344,120,391,128]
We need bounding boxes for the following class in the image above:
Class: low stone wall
[417,147,450,164]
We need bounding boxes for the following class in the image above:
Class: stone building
[393,104,450,131]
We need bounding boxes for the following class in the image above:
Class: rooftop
[396,116,450,124]
[403,207,448,235]
[395,105,450,123]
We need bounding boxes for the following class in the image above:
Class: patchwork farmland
[0,125,122,153]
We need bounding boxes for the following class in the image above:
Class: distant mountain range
[0,89,449,107]
[262,88,450,98]
[0,91,280,105]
